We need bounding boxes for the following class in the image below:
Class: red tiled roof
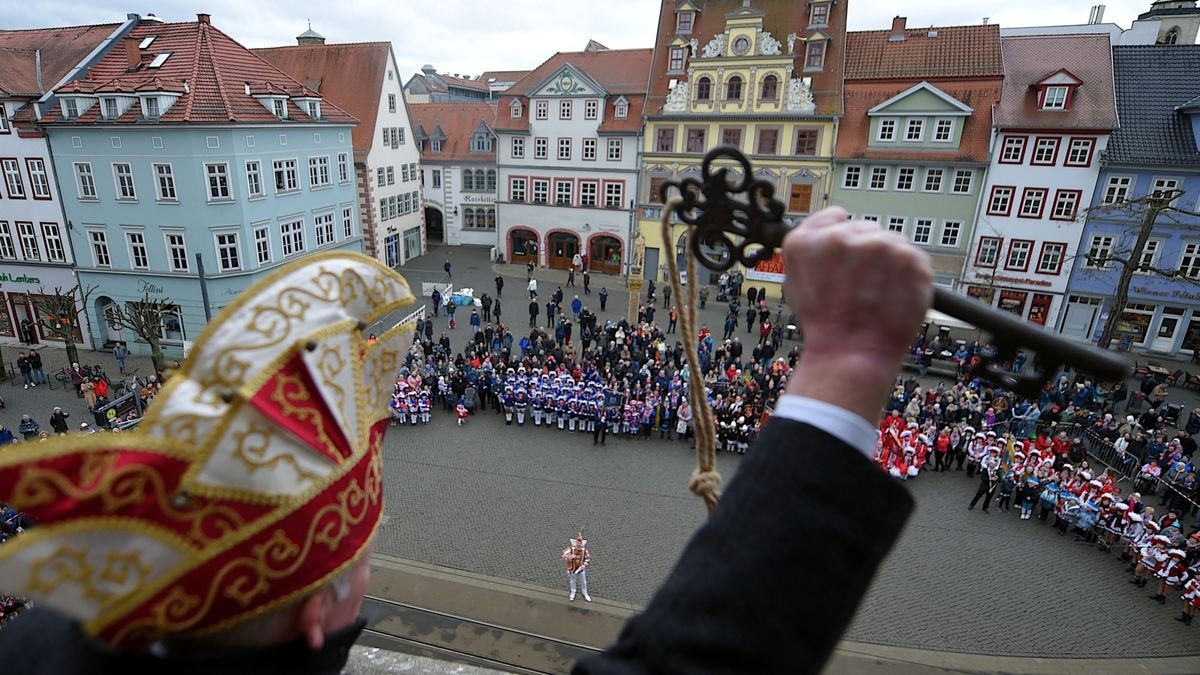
[645,0,846,117]
[994,34,1118,130]
[846,24,1003,80]
[253,42,391,160]
[836,79,1002,163]
[0,23,121,97]
[494,48,651,132]
[408,103,497,162]
[39,18,356,126]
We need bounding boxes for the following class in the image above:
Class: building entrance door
[1152,307,1186,352]
[547,232,579,270]
[1060,295,1101,341]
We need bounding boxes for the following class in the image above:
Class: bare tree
[104,292,174,374]
[28,284,97,365]
[1081,189,1200,349]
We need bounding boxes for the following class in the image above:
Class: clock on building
[732,36,750,55]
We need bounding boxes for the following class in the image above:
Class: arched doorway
[425,207,444,243]
[588,235,623,275]
[677,231,730,286]
[509,227,539,266]
[95,296,124,346]
[547,231,580,270]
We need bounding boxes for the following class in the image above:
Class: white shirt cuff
[772,394,877,459]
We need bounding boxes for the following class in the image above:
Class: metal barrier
[1081,429,1200,513]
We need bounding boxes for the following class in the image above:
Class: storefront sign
[1131,286,1200,302]
[0,273,40,284]
[998,289,1028,316]
[745,252,785,283]
[137,279,166,295]
[966,285,995,303]
[972,271,1053,288]
[461,194,494,204]
[425,198,443,209]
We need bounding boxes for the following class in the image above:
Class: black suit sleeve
[574,417,914,675]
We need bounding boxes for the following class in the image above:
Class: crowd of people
[876,341,1200,625]
[393,280,797,454]
[0,504,30,626]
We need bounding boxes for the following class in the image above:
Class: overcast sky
[6,1,1158,79]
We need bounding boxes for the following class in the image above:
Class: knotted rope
[660,196,721,514]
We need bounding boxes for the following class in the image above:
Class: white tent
[924,308,974,332]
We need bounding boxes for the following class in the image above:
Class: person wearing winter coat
[18,415,40,440]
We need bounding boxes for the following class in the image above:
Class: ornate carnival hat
[0,252,413,649]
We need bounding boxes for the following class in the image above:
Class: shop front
[546,231,580,271]
[508,227,539,266]
[588,234,623,275]
[0,265,86,346]
[965,271,1062,329]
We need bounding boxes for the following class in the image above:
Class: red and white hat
[1114,503,1129,511]
[1169,549,1186,558]
[1147,520,1161,530]
[0,253,414,650]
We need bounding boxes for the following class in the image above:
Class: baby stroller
[1163,403,1182,427]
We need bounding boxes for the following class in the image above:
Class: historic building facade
[830,19,1003,288]
[0,21,131,348]
[494,46,650,275]
[405,65,492,103]
[636,0,846,295]
[1063,45,1200,354]
[960,34,1118,328]
[409,103,499,248]
[38,14,361,356]
[254,31,425,266]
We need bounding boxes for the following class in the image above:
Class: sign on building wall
[745,251,785,283]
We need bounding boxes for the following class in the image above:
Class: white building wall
[365,50,425,265]
[962,131,1109,328]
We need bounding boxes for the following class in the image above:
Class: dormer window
[471,133,493,152]
[431,140,442,152]
[62,97,81,119]
[143,97,160,119]
[809,2,830,27]
[273,99,287,118]
[305,101,321,119]
[676,11,695,34]
[103,97,119,119]
[614,97,629,118]
[510,100,522,119]
[1042,86,1068,110]
[668,47,686,74]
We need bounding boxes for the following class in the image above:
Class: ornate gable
[530,64,606,97]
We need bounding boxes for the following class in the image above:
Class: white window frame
[842,165,862,189]
[273,159,299,194]
[511,137,525,159]
[532,179,549,204]
[1037,243,1066,274]
[1102,175,1133,205]
[1065,138,1094,166]
[940,220,962,248]
[1085,235,1114,269]
[1181,242,1200,279]
[585,99,599,120]
[42,222,66,262]
[510,177,527,202]
[314,212,335,247]
[153,163,177,202]
[214,231,241,271]
[583,138,597,161]
[1137,239,1162,273]
[337,152,350,183]
[17,222,40,261]
[886,216,906,234]
[933,119,954,142]
[905,119,925,142]
[1043,86,1068,110]
[534,138,548,159]
[246,160,264,198]
[1152,176,1182,204]
[951,170,973,195]
[89,229,111,267]
[254,225,271,265]
[342,207,354,239]
[559,100,572,120]
[125,230,149,270]
[205,162,232,201]
[607,138,623,161]
[74,162,97,200]
[604,182,624,208]
[0,222,15,259]
[894,167,915,192]
[164,232,188,272]
[308,155,331,188]
[868,166,889,191]
[876,119,896,142]
[1006,240,1033,270]
[912,218,934,245]
[555,180,573,206]
[1,159,22,198]
[922,168,944,193]
[27,159,51,199]
[535,100,548,120]
[112,162,136,201]
[558,137,572,160]
[280,219,305,257]
[580,180,598,207]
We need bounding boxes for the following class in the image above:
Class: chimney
[197,13,211,24]
[890,16,907,41]
[124,36,141,70]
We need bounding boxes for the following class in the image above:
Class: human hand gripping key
[783,207,934,423]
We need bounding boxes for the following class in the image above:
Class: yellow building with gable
[636,0,847,299]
